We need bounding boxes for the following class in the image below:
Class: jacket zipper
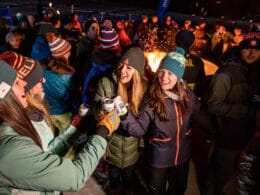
[174,102,183,166]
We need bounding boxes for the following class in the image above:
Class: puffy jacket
[207,59,251,149]
[30,35,51,63]
[94,73,140,168]
[82,50,119,104]
[43,70,74,115]
[120,89,206,168]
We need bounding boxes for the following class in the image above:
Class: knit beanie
[161,47,186,79]
[38,23,57,36]
[0,51,43,91]
[100,26,120,51]
[175,30,195,52]
[0,60,17,102]
[49,37,71,57]
[119,47,145,74]
[102,19,113,29]
[239,32,260,50]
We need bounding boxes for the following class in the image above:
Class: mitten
[71,114,81,128]
[98,109,120,135]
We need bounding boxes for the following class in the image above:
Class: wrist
[96,126,109,138]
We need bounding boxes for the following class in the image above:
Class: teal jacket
[0,123,107,195]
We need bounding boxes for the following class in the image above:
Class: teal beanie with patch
[0,60,17,102]
[161,47,186,79]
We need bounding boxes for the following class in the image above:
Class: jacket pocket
[150,137,172,142]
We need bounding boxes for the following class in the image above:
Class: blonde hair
[118,69,147,116]
[5,31,22,43]
[25,92,55,134]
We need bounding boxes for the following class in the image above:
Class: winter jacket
[31,118,76,156]
[94,73,140,168]
[120,89,207,168]
[0,123,107,195]
[74,36,97,87]
[43,70,74,115]
[30,35,51,63]
[183,54,206,96]
[207,58,251,149]
[82,50,119,104]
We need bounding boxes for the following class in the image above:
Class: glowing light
[56,10,60,15]
[145,50,167,72]
[49,2,52,7]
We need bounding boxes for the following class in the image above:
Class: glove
[71,114,81,128]
[98,109,120,135]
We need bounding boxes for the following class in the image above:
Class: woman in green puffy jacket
[94,46,148,193]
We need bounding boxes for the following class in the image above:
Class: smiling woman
[0,58,120,194]
[118,46,215,194]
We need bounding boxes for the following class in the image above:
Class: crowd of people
[0,7,259,195]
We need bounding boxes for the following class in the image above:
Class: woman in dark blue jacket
[120,47,213,195]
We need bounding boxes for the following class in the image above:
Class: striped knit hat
[49,37,71,57]
[100,26,120,51]
[102,19,113,29]
[0,51,43,91]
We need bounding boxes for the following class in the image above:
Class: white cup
[113,96,127,116]
[79,104,89,117]
[101,97,114,113]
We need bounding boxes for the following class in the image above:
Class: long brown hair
[0,91,42,147]
[44,57,75,74]
[25,92,55,133]
[117,69,148,116]
[148,67,189,121]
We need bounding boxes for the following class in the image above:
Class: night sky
[128,0,259,19]
[57,0,259,19]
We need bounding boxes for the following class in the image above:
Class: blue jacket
[31,36,51,63]
[43,70,74,115]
